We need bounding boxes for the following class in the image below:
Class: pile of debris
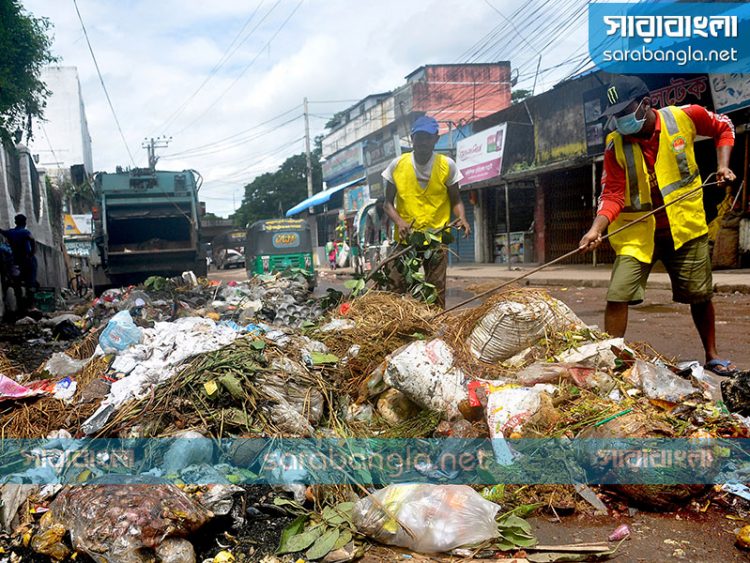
[1,274,750,562]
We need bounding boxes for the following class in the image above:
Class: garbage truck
[89,168,207,293]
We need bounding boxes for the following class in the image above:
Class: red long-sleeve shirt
[597,105,735,237]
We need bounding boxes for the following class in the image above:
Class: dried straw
[0,356,110,439]
[318,290,438,395]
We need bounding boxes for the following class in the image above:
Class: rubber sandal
[704,359,739,376]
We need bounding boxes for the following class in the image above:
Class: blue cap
[411,115,439,135]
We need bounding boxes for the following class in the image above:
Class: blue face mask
[614,100,646,135]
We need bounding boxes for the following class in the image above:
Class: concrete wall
[0,143,67,294]
[27,66,94,179]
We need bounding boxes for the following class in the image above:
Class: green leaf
[306,527,340,560]
[506,503,543,519]
[277,515,308,553]
[344,279,360,290]
[277,525,322,554]
[333,529,353,551]
[500,514,533,535]
[310,351,339,365]
[250,339,266,350]
[500,531,537,547]
[273,497,305,511]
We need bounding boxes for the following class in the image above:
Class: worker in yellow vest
[382,115,471,308]
[579,75,738,376]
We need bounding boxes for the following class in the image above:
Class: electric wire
[72,0,136,167]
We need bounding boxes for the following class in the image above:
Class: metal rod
[591,160,598,268]
[505,182,511,270]
[436,176,721,317]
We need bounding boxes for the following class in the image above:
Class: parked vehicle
[212,230,246,270]
[90,168,207,294]
[246,219,315,285]
[220,249,245,269]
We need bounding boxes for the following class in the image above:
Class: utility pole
[141,136,172,170]
[303,97,314,206]
[303,97,319,251]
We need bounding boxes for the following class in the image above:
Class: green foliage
[62,179,96,214]
[277,500,359,560]
[511,88,532,103]
[324,110,347,130]
[0,1,56,143]
[234,149,323,227]
[372,226,454,305]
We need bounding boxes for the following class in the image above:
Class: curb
[447,274,750,295]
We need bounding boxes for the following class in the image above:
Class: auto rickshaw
[245,219,315,286]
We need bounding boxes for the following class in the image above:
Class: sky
[22,0,592,216]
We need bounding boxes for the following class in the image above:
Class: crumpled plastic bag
[625,359,699,403]
[486,382,556,464]
[515,362,615,394]
[34,484,212,563]
[353,484,500,553]
[469,296,584,363]
[99,310,142,353]
[383,339,467,418]
[44,352,89,377]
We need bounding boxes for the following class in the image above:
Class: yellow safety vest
[392,152,452,242]
[607,106,707,263]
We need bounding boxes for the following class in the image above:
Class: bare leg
[690,299,718,363]
[605,301,629,337]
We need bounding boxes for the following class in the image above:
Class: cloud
[22,0,588,216]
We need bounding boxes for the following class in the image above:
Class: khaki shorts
[607,235,713,305]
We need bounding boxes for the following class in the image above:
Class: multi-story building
[27,66,94,197]
[290,62,512,260]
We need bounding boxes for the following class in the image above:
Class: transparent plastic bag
[99,310,142,353]
[626,359,699,403]
[353,484,500,553]
[35,484,211,563]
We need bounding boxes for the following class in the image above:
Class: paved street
[211,265,750,369]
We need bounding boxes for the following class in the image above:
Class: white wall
[28,66,94,178]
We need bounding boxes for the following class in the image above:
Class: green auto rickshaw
[245,219,315,286]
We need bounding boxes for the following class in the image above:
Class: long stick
[436,176,721,317]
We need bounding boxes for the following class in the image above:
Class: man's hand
[579,227,603,252]
[456,216,472,238]
[396,219,412,240]
[716,166,736,186]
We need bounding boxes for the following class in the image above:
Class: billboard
[63,214,92,236]
[456,123,507,187]
[710,73,750,113]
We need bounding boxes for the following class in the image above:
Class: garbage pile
[1,278,750,562]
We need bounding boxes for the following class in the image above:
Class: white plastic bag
[98,311,142,353]
[44,353,88,377]
[486,382,556,464]
[336,243,350,268]
[469,296,584,363]
[383,339,467,418]
[353,484,500,553]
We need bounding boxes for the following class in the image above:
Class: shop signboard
[710,73,750,113]
[343,183,370,214]
[64,214,92,236]
[322,143,364,183]
[456,123,507,187]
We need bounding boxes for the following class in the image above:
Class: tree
[0,1,56,143]
[511,89,532,104]
[234,149,323,228]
